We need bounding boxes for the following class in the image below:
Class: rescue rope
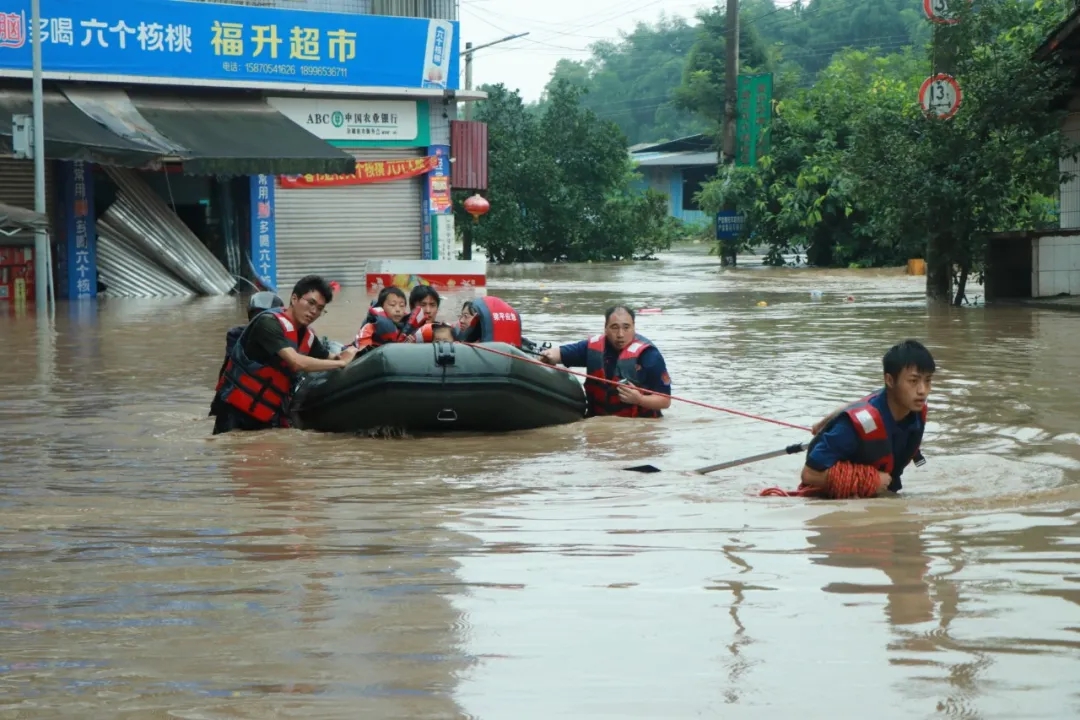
[759,461,880,499]
[461,342,812,433]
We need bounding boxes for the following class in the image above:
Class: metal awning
[0,89,164,167]
[126,92,357,176]
[0,201,48,235]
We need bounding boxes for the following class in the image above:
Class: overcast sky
[459,0,718,102]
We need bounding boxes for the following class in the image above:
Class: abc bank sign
[267,96,420,143]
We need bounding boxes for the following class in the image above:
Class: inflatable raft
[290,342,587,433]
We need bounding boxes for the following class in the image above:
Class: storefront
[268,96,435,291]
[0,0,463,302]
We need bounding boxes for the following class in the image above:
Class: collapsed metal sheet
[102,167,236,295]
[96,218,196,298]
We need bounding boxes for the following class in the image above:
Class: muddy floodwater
[2,247,1079,719]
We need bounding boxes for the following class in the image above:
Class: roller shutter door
[275,147,424,292]
[0,157,55,245]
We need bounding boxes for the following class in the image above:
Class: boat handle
[437,408,458,422]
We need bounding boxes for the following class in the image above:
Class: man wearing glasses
[213,275,357,435]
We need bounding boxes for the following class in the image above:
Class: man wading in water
[213,275,357,435]
[799,340,935,497]
[540,305,672,417]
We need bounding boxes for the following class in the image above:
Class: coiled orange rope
[759,461,881,499]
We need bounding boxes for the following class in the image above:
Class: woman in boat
[455,295,523,348]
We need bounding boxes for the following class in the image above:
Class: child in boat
[430,323,454,342]
[352,287,428,351]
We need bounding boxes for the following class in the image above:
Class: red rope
[759,461,880,499]
[461,341,811,433]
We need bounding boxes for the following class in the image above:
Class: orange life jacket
[583,334,662,418]
[217,309,315,427]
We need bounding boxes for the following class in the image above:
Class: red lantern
[463,193,490,224]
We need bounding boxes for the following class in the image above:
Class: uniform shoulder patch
[852,408,878,434]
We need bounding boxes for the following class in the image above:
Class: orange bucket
[907,258,926,276]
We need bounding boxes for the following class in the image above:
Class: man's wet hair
[410,284,441,309]
[375,286,407,306]
[604,305,636,322]
[883,339,936,378]
[292,275,334,304]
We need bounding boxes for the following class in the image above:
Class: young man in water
[801,339,935,495]
[213,275,357,435]
[540,305,671,417]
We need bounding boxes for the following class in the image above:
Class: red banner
[279,156,439,189]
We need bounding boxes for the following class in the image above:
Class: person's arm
[249,316,355,373]
[618,347,672,412]
[800,416,891,494]
[277,345,356,373]
[541,340,587,367]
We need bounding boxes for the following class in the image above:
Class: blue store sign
[0,0,459,90]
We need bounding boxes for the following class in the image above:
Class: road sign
[923,0,966,24]
[919,74,962,119]
[716,211,745,240]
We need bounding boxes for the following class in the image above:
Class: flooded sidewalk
[1,248,1078,719]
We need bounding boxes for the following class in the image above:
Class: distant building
[629,134,717,226]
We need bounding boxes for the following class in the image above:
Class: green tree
[673,6,775,125]
[538,17,707,145]
[851,0,1073,302]
[696,0,1074,305]
[697,48,927,266]
[455,82,681,264]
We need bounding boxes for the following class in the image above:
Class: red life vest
[583,334,662,418]
[217,309,315,427]
[808,391,928,487]
[467,296,522,347]
[353,305,429,349]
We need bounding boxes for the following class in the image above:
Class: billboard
[0,0,459,91]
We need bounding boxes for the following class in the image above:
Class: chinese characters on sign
[73,161,91,297]
[735,73,773,167]
[0,0,459,90]
[64,160,97,300]
[278,156,438,189]
[715,210,745,240]
[267,97,421,143]
[250,175,276,290]
[0,10,195,53]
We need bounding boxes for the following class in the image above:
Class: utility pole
[462,32,529,121]
[459,31,527,259]
[31,0,47,311]
[720,0,740,267]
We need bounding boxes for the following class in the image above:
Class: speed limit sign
[919,74,962,119]
[923,0,969,24]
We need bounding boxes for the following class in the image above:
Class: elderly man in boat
[540,305,671,418]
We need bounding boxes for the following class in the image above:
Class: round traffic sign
[919,74,962,119]
[923,0,969,24]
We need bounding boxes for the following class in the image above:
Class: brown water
[2,247,1079,719]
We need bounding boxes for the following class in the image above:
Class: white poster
[267,97,419,142]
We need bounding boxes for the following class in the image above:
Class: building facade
[629,135,717,227]
[0,0,471,301]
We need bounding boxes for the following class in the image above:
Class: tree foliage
[696,0,1075,304]
[537,0,934,144]
[454,82,683,264]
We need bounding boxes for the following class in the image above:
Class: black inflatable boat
[289,342,587,433]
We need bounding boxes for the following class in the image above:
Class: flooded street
[2,246,1080,718]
